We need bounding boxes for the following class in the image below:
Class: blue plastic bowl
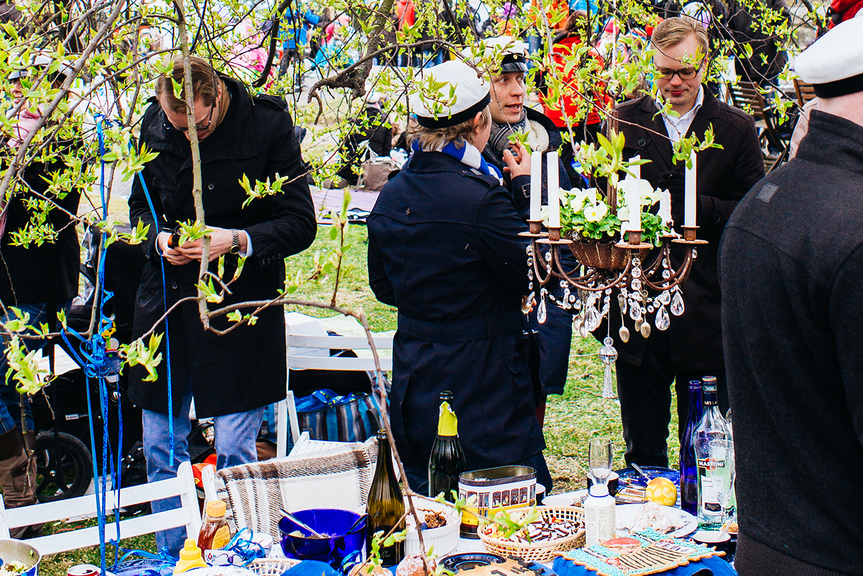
[279,509,366,568]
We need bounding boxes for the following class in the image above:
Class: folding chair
[0,461,200,556]
[727,81,789,173]
[275,331,393,458]
[793,78,817,108]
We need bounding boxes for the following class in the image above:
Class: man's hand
[503,141,531,179]
[157,231,194,266]
[159,227,245,264]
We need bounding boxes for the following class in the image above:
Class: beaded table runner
[556,529,723,576]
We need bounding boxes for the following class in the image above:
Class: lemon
[646,477,678,506]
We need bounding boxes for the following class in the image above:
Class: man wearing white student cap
[367,58,554,495]
[720,16,863,576]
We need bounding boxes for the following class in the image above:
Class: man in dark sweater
[720,17,863,575]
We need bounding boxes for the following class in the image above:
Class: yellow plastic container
[173,538,207,574]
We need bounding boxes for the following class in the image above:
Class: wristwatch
[230,229,241,255]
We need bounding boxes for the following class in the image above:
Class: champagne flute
[708,439,736,535]
[588,437,613,486]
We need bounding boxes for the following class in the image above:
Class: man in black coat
[720,18,863,575]
[605,18,763,466]
[128,56,316,555]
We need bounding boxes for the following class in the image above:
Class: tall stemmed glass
[589,437,613,487]
[708,439,736,535]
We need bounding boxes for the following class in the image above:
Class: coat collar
[144,76,258,163]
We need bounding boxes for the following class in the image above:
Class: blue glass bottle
[679,380,703,515]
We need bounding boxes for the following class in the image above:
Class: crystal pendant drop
[629,302,642,322]
[655,305,670,331]
[586,306,601,331]
[537,297,547,324]
[671,291,685,316]
[657,291,671,305]
[599,337,618,399]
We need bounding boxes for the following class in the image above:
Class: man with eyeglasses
[128,55,316,556]
[601,17,764,468]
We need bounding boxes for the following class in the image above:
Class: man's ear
[472,111,483,128]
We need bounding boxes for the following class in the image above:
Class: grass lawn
[36,219,680,574]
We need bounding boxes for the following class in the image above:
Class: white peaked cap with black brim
[483,36,530,74]
[793,15,863,98]
[409,60,491,129]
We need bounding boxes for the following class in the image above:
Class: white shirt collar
[655,85,705,143]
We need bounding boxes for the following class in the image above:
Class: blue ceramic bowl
[279,509,366,569]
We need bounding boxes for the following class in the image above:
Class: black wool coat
[128,77,316,417]
[604,90,764,371]
[720,111,863,575]
[367,151,545,473]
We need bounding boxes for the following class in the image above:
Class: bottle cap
[589,484,610,497]
[437,402,459,436]
[206,499,227,518]
[178,538,202,560]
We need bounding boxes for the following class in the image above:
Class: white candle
[530,151,542,221]
[660,189,672,226]
[684,151,697,227]
[548,152,560,228]
[625,176,640,233]
[631,155,641,181]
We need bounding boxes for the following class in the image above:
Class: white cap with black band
[410,60,491,128]
[793,16,863,98]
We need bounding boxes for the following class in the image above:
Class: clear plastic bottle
[693,376,729,529]
[584,484,616,547]
[197,499,232,551]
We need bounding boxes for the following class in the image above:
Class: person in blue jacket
[278,3,320,84]
[367,60,552,493]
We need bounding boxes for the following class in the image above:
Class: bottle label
[212,525,231,550]
[584,500,616,547]
[438,402,459,436]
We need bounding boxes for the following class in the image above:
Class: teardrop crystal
[586,306,601,331]
[537,297,547,324]
[629,302,642,322]
[655,305,670,331]
[671,291,685,316]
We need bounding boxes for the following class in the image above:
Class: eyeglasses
[164,101,215,133]
[655,61,704,81]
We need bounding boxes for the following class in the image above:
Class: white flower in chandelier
[566,187,594,211]
[584,201,608,222]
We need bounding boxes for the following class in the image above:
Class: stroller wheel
[34,432,94,502]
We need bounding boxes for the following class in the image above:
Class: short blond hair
[651,17,709,61]
[408,107,491,151]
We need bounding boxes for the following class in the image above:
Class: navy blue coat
[367,150,546,473]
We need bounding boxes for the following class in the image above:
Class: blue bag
[295,389,380,442]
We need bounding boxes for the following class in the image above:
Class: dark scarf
[485,112,527,165]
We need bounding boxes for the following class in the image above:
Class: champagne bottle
[367,429,405,567]
[428,390,466,501]
[679,380,703,515]
[693,376,729,529]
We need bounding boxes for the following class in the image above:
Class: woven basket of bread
[478,506,586,563]
[248,557,301,576]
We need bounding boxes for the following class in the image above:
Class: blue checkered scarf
[411,139,504,185]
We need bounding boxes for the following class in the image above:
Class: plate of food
[615,502,697,538]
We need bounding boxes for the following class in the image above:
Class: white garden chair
[0,461,200,556]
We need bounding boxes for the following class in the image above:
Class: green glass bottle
[366,429,405,567]
[428,390,466,501]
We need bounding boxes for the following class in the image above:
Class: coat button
[170,281,178,289]
[638,138,647,147]
[207,182,214,190]
[405,208,411,216]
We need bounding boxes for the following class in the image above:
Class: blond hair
[155,55,220,113]
[651,17,709,61]
[408,107,491,151]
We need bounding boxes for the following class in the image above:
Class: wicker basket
[248,557,301,576]
[478,506,586,563]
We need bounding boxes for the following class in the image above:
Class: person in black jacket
[368,59,551,493]
[128,56,316,555]
[601,17,763,467]
[480,36,574,428]
[720,18,863,575]
[0,56,82,539]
